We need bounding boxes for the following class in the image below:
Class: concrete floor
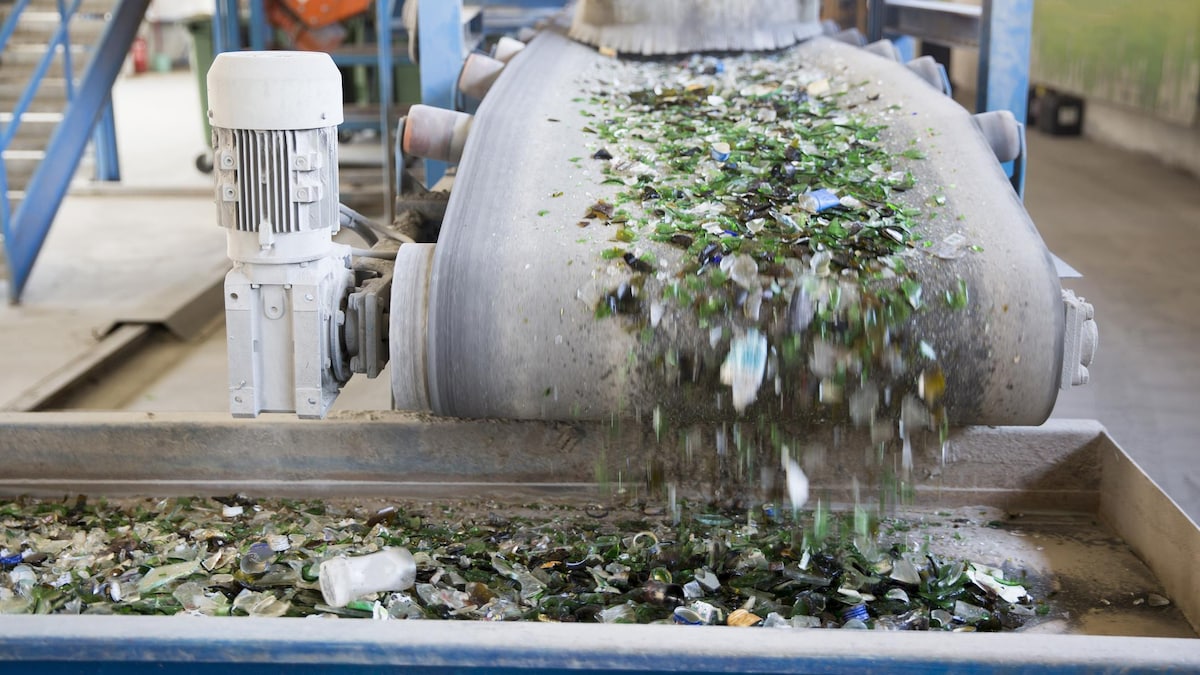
[1027,132,1200,521]
[3,71,1198,521]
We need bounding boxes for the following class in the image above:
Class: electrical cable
[339,203,416,244]
[350,247,398,260]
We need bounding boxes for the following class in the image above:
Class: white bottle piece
[319,548,416,608]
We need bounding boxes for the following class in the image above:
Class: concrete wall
[943,0,1200,178]
[1082,101,1200,178]
[1030,0,1199,127]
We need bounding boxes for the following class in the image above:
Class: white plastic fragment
[319,548,416,608]
[266,534,291,552]
[784,456,809,513]
[720,329,768,413]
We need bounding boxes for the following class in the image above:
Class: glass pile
[0,494,1047,630]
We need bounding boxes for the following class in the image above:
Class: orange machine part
[280,0,370,29]
[266,0,349,51]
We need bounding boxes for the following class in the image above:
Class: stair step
[21,0,114,15]
[5,132,56,152]
[0,87,71,113]
[3,150,47,160]
[0,77,71,97]
[3,152,95,192]
[0,42,91,66]
[0,57,89,81]
[1,112,60,151]
[7,193,24,219]
[3,154,44,189]
[11,15,108,42]
[0,111,64,124]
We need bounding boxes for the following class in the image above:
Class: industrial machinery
[209,23,1097,429]
[0,4,1194,673]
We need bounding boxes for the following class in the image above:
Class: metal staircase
[0,0,148,302]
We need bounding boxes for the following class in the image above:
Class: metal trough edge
[0,412,1196,647]
[0,613,1197,673]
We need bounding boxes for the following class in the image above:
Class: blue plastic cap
[806,189,841,213]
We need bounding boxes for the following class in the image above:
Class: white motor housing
[209,51,354,418]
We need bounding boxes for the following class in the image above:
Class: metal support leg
[417,0,462,189]
[91,98,120,182]
[378,0,395,223]
[866,0,884,42]
[977,0,1032,179]
[247,0,267,50]
[977,0,1032,123]
[212,0,239,54]
[211,2,226,54]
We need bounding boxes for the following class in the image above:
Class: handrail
[5,0,150,302]
[0,0,84,149]
[0,0,34,55]
[0,0,84,262]
[0,147,8,236]
[57,0,76,100]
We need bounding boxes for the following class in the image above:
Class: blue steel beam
[211,0,239,55]
[5,0,151,302]
[977,0,1032,124]
[378,0,395,222]
[417,0,462,189]
[977,0,1032,182]
[56,0,76,97]
[91,99,121,181]
[0,0,84,149]
[247,0,267,51]
[0,0,34,55]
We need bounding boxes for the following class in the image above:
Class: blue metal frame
[211,0,240,54]
[866,0,1032,192]
[377,0,396,222]
[415,0,463,191]
[4,0,151,301]
[1,0,86,293]
[977,0,1032,182]
[0,0,85,152]
[0,616,1196,673]
[0,0,34,50]
[91,99,121,181]
[976,0,1032,125]
[247,0,267,51]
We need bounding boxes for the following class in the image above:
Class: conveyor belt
[394,28,1064,426]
